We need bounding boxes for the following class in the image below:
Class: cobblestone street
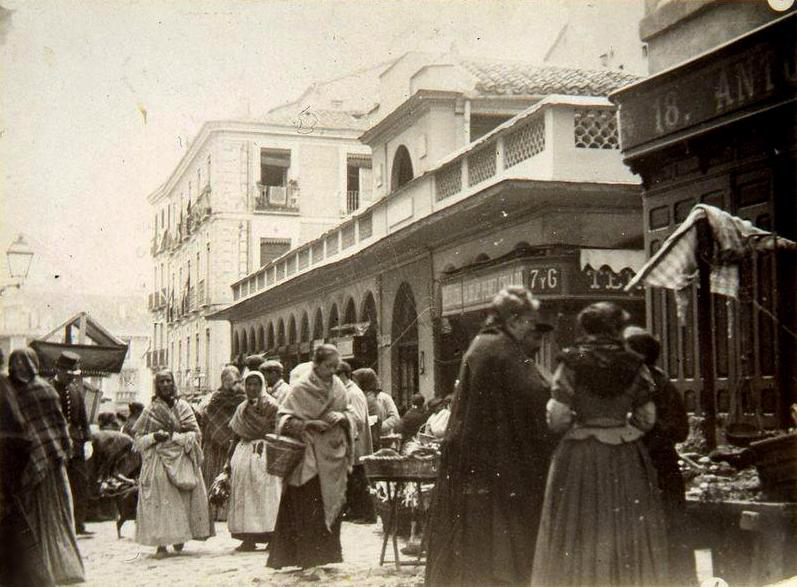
[78,520,424,587]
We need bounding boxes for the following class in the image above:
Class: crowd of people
[1,284,693,587]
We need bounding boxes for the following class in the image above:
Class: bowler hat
[55,351,82,374]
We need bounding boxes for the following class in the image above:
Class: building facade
[611,3,797,432]
[147,114,375,396]
[211,55,646,410]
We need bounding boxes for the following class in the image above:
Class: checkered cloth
[201,387,245,448]
[627,205,795,319]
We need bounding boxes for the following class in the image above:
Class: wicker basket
[265,433,306,478]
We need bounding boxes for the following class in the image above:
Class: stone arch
[232,330,240,359]
[256,325,265,352]
[277,318,286,347]
[343,297,358,325]
[328,303,340,335]
[391,145,414,191]
[391,282,418,409]
[240,329,248,356]
[266,322,275,351]
[288,314,298,345]
[300,311,310,342]
[248,326,256,353]
[313,308,324,340]
[360,291,378,326]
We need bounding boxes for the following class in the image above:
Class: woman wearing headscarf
[225,371,282,552]
[267,345,359,570]
[531,302,668,587]
[1,348,85,585]
[198,365,244,520]
[425,286,555,587]
[351,368,398,451]
[133,369,212,557]
[624,326,695,587]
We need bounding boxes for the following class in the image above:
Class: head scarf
[352,368,380,393]
[7,348,72,491]
[559,336,644,398]
[229,372,278,440]
[202,366,245,447]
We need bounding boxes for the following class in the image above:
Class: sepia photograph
[1,1,795,586]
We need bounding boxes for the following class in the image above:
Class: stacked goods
[683,455,761,502]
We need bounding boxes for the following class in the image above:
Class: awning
[580,249,646,274]
[30,341,128,376]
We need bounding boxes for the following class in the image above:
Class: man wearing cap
[425,286,556,587]
[50,351,93,535]
[259,360,290,404]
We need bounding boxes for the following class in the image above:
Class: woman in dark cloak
[425,286,556,587]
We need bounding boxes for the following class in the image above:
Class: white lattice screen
[574,109,619,149]
[504,116,545,168]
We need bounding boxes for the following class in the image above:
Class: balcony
[254,184,300,213]
[230,96,637,302]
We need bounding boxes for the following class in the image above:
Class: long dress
[267,370,358,570]
[531,337,669,587]
[134,398,213,547]
[425,324,556,587]
[227,393,283,543]
[1,356,85,586]
[199,386,245,521]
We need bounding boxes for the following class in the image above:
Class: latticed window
[298,249,310,271]
[504,115,545,168]
[359,213,373,240]
[574,109,619,149]
[467,143,497,187]
[435,162,462,201]
[327,233,339,256]
[311,242,324,264]
[342,224,356,249]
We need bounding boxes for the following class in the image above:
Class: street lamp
[1,234,34,295]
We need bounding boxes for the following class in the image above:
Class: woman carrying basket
[225,371,282,552]
[267,344,359,570]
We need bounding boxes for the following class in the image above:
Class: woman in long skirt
[532,302,668,587]
[226,371,282,551]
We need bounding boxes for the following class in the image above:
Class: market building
[146,64,385,395]
[611,3,797,431]
[210,54,645,409]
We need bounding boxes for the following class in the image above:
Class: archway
[266,322,275,353]
[328,304,340,337]
[313,308,325,341]
[391,145,414,191]
[288,315,298,345]
[343,297,357,325]
[277,319,286,348]
[257,325,265,353]
[391,282,418,411]
[286,315,299,372]
[300,311,311,362]
[240,330,248,357]
[248,326,256,354]
[232,331,240,359]
[359,291,379,371]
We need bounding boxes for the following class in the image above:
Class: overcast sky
[0,0,571,296]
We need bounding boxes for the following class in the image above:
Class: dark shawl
[426,325,555,587]
[7,349,72,492]
[202,385,245,447]
[558,336,643,397]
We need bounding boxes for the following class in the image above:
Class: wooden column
[696,218,717,451]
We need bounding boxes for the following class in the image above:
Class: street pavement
[78,520,424,587]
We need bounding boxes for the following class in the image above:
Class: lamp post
[0,234,34,296]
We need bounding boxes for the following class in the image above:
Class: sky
[0,0,575,296]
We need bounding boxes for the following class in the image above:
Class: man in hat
[50,350,93,535]
[260,360,289,404]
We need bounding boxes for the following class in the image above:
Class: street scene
[1,1,797,586]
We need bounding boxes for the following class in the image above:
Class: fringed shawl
[202,386,245,447]
[229,396,279,441]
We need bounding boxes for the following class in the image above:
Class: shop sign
[336,337,355,359]
[527,266,563,294]
[461,268,524,310]
[572,266,643,296]
[616,16,797,152]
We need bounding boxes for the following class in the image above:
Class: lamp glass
[7,236,34,279]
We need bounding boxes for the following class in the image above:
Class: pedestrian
[225,371,282,552]
[49,351,93,536]
[133,369,213,557]
[531,302,668,587]
[421,396,451,440]
[352,367,399,445]
[122,402,144,438]
[260,360,290,404]
[425,286,555,587]
[198,365,244,519]
[395,393,426,444]
[625,325,696,586]
[242,354,265,377]
[337,361,376,524]
[267,344,358,570]
[1,348,85,585]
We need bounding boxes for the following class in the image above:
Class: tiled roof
[459,59,641,97]
[261,108,371,132]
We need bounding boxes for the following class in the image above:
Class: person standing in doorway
[49,351,93,536]
[425,286,555,587]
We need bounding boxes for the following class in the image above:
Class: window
[346,155,372,213]
[260,149,291,187]
[260,238,291,267]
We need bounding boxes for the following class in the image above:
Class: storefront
[611,12,797,429]
[437,246,645,395]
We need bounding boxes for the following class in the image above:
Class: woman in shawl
[198,365,244,520]
[351,368,398,451]
[531,302,668,587]
[133,369,212,557]
[425,287,555,587]
[225,371,282,551]
[267,344,359,570]
[1,348,85,586]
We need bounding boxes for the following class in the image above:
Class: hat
[55,351,82,375]
[260,360,283,373]
[245,354,265,371]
